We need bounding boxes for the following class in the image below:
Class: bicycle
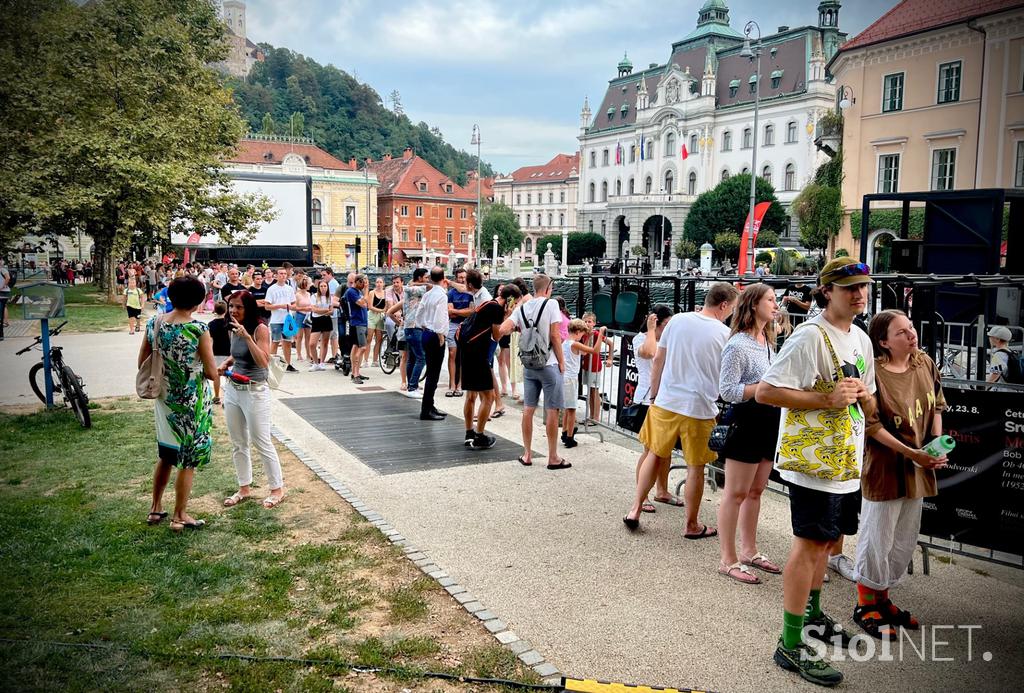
[16,321,91,428]
[378,328,427,382]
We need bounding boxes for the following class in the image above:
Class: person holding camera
[219,290,286,509]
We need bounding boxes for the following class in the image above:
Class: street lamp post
[471,124,482,267]
[492,234,498,270]
[741,20,762,277]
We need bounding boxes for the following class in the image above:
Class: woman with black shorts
[308,279,334,371]
[716,283,783,585]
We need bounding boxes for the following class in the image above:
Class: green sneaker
[805,611,855,648]
[774,638,844,687]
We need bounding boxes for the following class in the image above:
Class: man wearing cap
[757,257,878,686]
[986,325,1014,387]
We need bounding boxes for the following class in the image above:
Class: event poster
[920,387,1024,557]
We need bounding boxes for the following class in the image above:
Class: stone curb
[270,426,562,681]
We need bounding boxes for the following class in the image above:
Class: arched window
[628,177,635,194]
[689,133,699,154]
[721,169,731,182]
[615,179,622,196]
[722,130,732,151]
[588,182,595,202]
[602,149,610,166]
[764,123,775,146]
[762,165,772,185]
[525,237,533,252]
[743,128,752,149]
[784,163,796,190]
[665,132,676,156]
[645,176,653,194]
[601,181,608,201]
[786,121,798,143]
[664,170,674,193]
[741,166,750,175]
[688,171,697,195]
[311,198,322,225]
[559,212,564,226]
[589,151,596,167]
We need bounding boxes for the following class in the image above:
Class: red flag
[681,144,689,160]
[737,201,772,275]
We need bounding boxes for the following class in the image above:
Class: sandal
[546,459,572,470]
[146,511,168,525]
[223,492,250,507]
[853,604,897,639]
[741,552,782,574]
[641,501,656,513]
[684,524,718,540]
[169,519,206,533]
[262,494,285,509]
[518,455,532,466]
[445,391,456,397]
[491,409,505,418]
[881,599,920,630]
[453,390,464,397]
[719,562,762,584]
[653,494,685,507]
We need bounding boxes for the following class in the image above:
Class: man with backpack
[499,273,568,469]
[987,325,1021,388]
[458,282,521,449]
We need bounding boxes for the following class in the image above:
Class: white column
[560,228,569,276]
[492,234,498,266]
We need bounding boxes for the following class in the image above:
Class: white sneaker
[309,364,319,372]
[828,554,856,582]
[411,389,423,398]
[823,569,830,583]
[400,389,417,398]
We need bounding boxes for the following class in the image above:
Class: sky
[242,0,896,174]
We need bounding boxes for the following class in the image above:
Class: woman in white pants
[219,290,286,509]
[855,309,947,638]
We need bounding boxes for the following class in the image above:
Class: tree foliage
[755,229,779,248]
[537,232,607,264]
[230,46,494,186]
[792,183,843,252]
[481,202,523,255]
[683,174,786,247]
[713,232,742,262]
[0,0,274,298]
[674,237,697,260]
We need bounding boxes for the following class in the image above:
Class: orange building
[367,148,478,266]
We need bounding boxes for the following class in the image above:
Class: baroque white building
[578,0,845,265]
[492,153,579,263]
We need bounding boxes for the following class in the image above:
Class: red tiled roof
[366,152,476,201]
[840,0,1024,51]
[226,139,356,171]
[463,175,495,199]
[507,153,580,183]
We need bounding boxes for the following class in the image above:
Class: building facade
[366,149,478,266]
[827,0,1024,258]
[224,136,379,269]
[492,153,579,262]
[578,0,843,265]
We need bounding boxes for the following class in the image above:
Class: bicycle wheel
[60,364,91,428]
[28,362,47,403]
[380,343,398,374]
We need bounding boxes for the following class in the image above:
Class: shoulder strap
[519,302,531,328]
[811,324,843,382]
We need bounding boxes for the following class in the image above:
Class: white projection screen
[171,174,311,261]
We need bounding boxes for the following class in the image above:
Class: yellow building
[827,0,1024,258]
[227,136,378,269]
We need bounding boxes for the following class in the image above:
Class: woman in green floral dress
[138,276,218,532]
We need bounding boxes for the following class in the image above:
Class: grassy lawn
[0,400,540,691]
[59,283,140,334]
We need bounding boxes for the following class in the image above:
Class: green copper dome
[618,51,632,71]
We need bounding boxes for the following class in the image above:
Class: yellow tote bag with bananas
[776,326,861,482]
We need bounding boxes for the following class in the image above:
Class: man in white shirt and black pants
[417,267,450,421]
[499,273,567,469]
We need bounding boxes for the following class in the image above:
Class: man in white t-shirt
[266,267,298,372]
[756,257,877,686]
[624,283,738,536]
[499,273,566,469]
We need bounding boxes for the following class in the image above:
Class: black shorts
[460,350,494,391]
[499,334,511,349]
[310,315,333,333]
[788,485,860,542]
[721,401,780,464]
[126,306,142,318]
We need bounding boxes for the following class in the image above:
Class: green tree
[537,232,607,264]
[771,247,795,275]
[261,112,276,135]
[683,174,787,246]
[756,250,774,264]
[0,0,274,299]
[674,237,697,260]
[713,232,742,262]
[755,229,779,247]
[792,183,843,252]
[481,202,523,255]
[289,111,305,137]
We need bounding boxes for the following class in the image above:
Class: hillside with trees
[228,46,494,185]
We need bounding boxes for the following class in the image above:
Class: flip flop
[518,456,532,466]
[653,495,685,507]
[641,502,656,513]
[146,511,168,525]
[491,409,506,418]
[684,524,718,540]
[223,492,250,507]
[719,562,762,584]
[453,390,464,397]
[262,494,285,509]
[169,519,206,533]
[546,459,572,470]
[445,391,456,397]
[741,552,782,574]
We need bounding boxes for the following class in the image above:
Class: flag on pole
[615,142,621,165]
[681,144,689,160]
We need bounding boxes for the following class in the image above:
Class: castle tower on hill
[217,0,264,78]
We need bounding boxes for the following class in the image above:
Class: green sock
[805,589,822,619]
[782,610,805,649]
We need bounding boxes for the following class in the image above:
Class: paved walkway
[3,332,1023,690]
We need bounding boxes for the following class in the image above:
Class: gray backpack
[517,298,551,370]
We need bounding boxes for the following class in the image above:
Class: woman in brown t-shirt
[854,310,949,639]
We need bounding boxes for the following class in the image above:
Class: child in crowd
[562,319,606,448]
[207,301,231,404]
[581,311,615,425]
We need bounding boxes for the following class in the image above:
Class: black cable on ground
[0,637,561,691]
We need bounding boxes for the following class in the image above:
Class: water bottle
[921,435,955,458]
[225,369,250,384]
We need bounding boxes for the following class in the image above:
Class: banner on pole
[737,201,772,274]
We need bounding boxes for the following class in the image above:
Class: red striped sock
[856,582,878,607]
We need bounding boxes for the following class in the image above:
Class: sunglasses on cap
[821,262,871,283]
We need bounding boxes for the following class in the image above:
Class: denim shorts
[523,364,564,410]
[270,323,285,342]
[447,322,460,348]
